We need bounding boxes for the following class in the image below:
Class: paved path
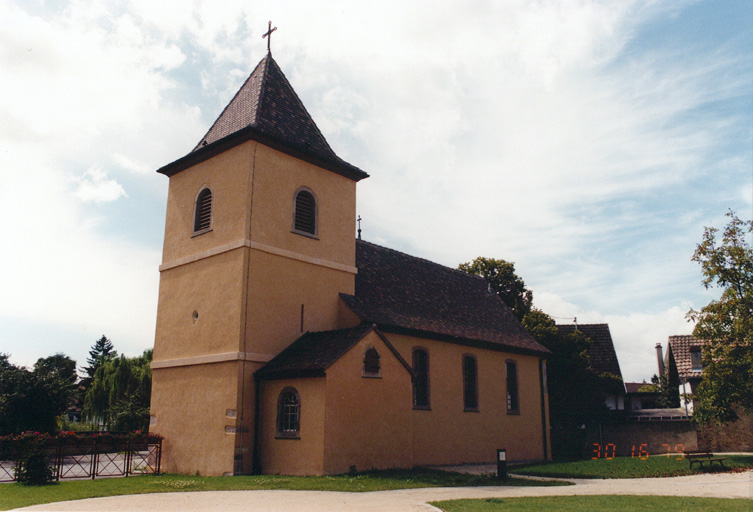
[12,470,752,511]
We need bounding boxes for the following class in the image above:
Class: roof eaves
[157,125,369,181]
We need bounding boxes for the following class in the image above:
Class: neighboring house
[664,335,704,413]
[624,382,663,411]
[149,51,552,476]
[556,324,627,411]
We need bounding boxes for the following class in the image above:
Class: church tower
[150,50,368,475]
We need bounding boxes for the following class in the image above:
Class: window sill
[413,406,432,411]
[192,227,212,238]
[291,229,319,240]
[507,410,520,416]
[275,434,301,440]
[464,408,480,413]
[362,373,382,379]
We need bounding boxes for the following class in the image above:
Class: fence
[0,432,162,483]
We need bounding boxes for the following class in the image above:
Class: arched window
[194,187,213,233]
[363,347,381,377]
[292,188,317,236]
[412,348,430,409]
[463,355,478,411]
[276,387,300,438]
[506,360,519,414]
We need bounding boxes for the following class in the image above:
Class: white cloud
[74,167,127,203]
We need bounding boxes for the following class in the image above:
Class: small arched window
[292,188,317,236]
[363,347,381,377]
[194,188,213,233]
[276,387,300,438]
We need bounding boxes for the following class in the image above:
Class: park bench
[683,451,726,470]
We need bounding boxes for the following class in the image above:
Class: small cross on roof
[263,21,277,52]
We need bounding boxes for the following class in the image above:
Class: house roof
[157,53,368,182]
[340,240,549,356]
[255,324,412,381]
[625,382,657,394]
[557,323,624,382]
[666,335,703,379]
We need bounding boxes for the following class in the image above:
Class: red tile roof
[340,240,550,356]
[666,335,704,379]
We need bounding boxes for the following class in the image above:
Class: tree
[458,257,533,320]
[0,353,78,435]
[81,335,117,390]
[83,350,152,431]
[687,211,753,424]
[522,309,616,458]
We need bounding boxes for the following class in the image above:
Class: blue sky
[1,0,751,383]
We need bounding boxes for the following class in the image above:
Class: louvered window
[463,355,479,411]
[194,188,213,233]
[293,189,316,235]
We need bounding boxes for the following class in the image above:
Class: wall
[585,421,698,459]
[386,333,548,465]
[697,409,753,451]
[323,331,413,474]
[257,378,326,475]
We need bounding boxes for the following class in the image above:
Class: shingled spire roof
[158,53,368,181]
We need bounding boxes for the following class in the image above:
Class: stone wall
[585,421,698,459]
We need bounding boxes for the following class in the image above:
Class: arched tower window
[276,387,300,438]
[292,188,317,236]
[194,187,213,233]
[363,347,381,377]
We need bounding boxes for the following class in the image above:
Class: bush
[15,448,54,485]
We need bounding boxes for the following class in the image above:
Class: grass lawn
[511,454,753,479]
[0,469,565,511]
[431,496,753,512]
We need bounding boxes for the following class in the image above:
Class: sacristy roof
[255,324,412,381]
[340,240,550,356]
[157,53,368,182]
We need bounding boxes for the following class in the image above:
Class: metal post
[496,449,507,480]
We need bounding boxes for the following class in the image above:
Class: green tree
[522,309,617,458]
[0,353,78,435]
[458,257,533,320]
[688,211,753,424]
[81,335,117,390]
[83,350,152,431]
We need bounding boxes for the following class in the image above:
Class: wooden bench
[684,451,726,470]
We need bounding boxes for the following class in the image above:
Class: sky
[1,0,751,383]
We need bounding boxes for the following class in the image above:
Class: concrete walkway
[11,469,752,512]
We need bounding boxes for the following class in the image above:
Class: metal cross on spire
[262,21,277,52]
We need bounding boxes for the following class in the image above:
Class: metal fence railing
[0,433,162,483]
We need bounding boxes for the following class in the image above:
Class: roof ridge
[262,56,336,157]
[192,55,269,152]
[356,239,488,284]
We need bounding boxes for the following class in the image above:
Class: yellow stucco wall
[150,362,241,476]
[323,332,414,474]
[258,378,326,476]
[385,333,548,465]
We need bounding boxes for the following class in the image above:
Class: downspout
[252,373,262,474]
[539,357,549,460]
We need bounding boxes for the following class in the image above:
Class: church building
[149,48,551,476]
